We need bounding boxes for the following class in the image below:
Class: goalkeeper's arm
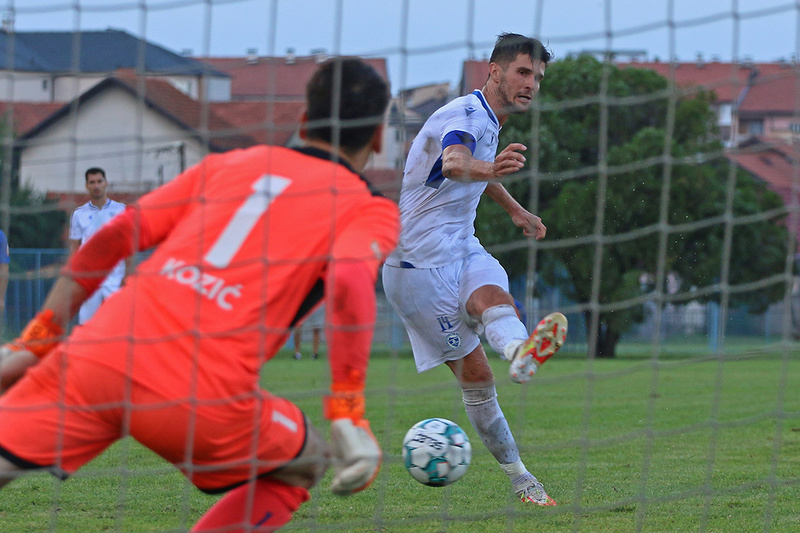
[0,208,146,393]
[323,258,382,496]
[26,207,145,335]
[322,201,398,495]
[2,166,199,391]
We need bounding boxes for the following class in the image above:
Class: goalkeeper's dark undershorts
[0,347,308,493]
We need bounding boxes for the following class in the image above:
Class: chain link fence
[5,250,797,354]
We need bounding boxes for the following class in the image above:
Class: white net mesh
[0,1,798,531]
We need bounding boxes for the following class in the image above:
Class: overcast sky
[9,0,799,91]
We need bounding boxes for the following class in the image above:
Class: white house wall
[19,86,205,194]
[0,72,53,102]
[52,75,107,102]
[204,76,231,102]
[38,74,229,103]
[370,122,405,171]
[164,75,230,102]
[718,103,733,127]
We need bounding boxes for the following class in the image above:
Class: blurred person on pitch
[382,33,567,506]
[68,167,133,324]
[294,303,325,360]
[0,57,398,532]
[0,229,8,325]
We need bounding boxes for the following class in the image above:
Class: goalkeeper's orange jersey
[67,145,399,399]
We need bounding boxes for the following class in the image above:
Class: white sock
[462,386,520,465]
[501,460,537,492]
[499,458,527,478]
[482,305,528,361]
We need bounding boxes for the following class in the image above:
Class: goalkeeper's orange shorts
[0,349,307,493]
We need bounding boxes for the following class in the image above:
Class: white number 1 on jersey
[204,174,291,268]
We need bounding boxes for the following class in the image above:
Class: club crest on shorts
[446,332,461,348]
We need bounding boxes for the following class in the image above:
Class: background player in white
[383,33,567,506]
[68,168,131,324]
[293,304,325,360]
[0,229,8,329]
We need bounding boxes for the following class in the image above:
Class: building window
[790,123,800,134]
[42,79,48,90]
[739,120,764,135]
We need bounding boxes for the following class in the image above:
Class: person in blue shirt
[0,230,8,320]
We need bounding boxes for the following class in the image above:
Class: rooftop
[0,29,224,76]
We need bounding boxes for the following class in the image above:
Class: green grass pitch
[0,346,797,532]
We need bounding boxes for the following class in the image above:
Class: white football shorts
[382,251,509,372]
[78,281,121,325]
[299,303,325,330]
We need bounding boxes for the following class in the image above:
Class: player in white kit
[383,33,567,506]
[69,168,129,324]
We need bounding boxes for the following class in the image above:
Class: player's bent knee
[466,285,514,317]
[481,304,529,361]
[481,304,517,326]
[270,418,331,489]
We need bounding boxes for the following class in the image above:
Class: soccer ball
[402,418,471,487]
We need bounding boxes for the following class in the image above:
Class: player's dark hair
[85,167,106,181]
[490,33,552,67]
[305,57,390,153]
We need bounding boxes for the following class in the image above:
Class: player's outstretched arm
[484,182,546,240]
[0,349,38,394]
[442,143,527,182]
[1,168,198,391]
[0,302,69,393]
[0,207,141,389]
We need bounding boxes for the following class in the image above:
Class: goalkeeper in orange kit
[0,57,398,532]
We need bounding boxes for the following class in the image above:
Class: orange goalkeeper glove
[324,382,382,496]
[5,309,63,359]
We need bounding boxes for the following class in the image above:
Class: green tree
[477,55,788,357]
[0,113,68,249]
[8,185,68,248]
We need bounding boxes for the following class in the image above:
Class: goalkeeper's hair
[305,57,390,154]
[490,33,553,67]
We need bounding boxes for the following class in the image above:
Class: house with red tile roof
[0,101,63,135]
[197,53,388,154]
[208,100,305,147]
[200,53,389,102]
[460,58,795,146]
[0,29,230,103]
[729,137,799,207]
[377,82,452,200]
[737,69,800,142]
[200,53,402,198]
[727,136,800,250]
[196,53,385,151]
[0,28,402,199]
[16,74,253,195]
[620,60,795,145]
[461,56,800,248]
[9,43,401,198]
[618,62,800,244]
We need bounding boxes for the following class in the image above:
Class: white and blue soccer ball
[402,418,471,487]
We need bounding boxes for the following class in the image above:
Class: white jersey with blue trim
[70,199,127,288]
[386,90,500,269]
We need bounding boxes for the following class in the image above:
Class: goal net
[1,0,798,531]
